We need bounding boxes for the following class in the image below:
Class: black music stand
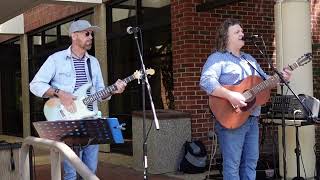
[33,118,124,179]
[270,95,315,180]
[33,118,124,145]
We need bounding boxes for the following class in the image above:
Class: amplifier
[270,94,320,120]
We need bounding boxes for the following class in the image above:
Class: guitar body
[209,76,271,129]
[44,83,96,121]
[43,69,156,121]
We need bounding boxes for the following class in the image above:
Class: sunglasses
[83,31,93,37]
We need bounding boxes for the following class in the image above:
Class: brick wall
[0,35,16,43]
[311,0,320,157]
[171,0,276,150]
[24,3,90,33]
[312,1,320,99]
[171,0,213,143]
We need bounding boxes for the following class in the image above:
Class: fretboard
[243,60,303,100]
[243,74,280,100]
[82,74,136,105]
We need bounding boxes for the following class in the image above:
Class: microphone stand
[130,28,160,180]
[250,37,287,179]
[251,36,314,180]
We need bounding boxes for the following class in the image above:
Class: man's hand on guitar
[57,90,77,113]
[281,68,292,82]
[227,91,247,109]
[112,79,127,94]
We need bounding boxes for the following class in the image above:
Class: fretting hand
[281,68,292,82]
[112,79,127,94]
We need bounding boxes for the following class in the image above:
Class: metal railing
[19,136,99,180]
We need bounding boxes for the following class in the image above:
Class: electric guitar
[44,69,155,121]
[209,53,312,129]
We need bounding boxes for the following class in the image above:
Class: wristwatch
[54,88,60,97]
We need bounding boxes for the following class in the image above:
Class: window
[106,0,172,154]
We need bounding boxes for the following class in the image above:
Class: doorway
[0,44,22,137]
[106,0,172,155]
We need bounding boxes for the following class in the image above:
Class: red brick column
[171,0,276,150]
[171,0,213,142]
[311,0,320,157]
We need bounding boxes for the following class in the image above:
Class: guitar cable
[143,118,153,144]
[206,132,218,179]
[205,114,221,180]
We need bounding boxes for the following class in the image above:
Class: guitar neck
[83,74,136,105]
[244,74,280,100]
[243,60,305,100]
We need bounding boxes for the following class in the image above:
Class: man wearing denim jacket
[30,20,127,180]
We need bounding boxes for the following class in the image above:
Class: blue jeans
[63,144,99,180]
[215,116,259,180]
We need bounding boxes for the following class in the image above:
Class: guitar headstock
[288,53,312,71]
[296,53,312,66]
[133,68,155,79]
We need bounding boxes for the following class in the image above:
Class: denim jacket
[30,46,107,112]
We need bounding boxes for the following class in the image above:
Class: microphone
[242,34,261,41]
[126,26,140,34]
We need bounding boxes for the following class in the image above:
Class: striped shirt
[73,56,93,111]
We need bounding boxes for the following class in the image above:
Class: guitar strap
[241,56,267,80]
[87,58,93,81]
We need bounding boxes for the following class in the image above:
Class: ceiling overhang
[0,15,24,35]
[0,0,44,25]
[0,0,102,35]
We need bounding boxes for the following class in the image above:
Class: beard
[83,41,92,50]
[75,38,92,51]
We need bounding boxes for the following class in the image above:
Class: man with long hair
[200,18,291,179]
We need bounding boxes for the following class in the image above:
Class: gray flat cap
[69,20,100,36]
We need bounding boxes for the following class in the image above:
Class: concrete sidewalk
[35,162,183,180]
[33,151,209,180]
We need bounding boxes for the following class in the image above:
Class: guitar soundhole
[240,97,256,111]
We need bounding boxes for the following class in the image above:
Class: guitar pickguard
[44,84,97,121]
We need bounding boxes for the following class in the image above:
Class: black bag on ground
[179,140,207,174]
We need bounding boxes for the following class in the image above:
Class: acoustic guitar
[209,53,312,129]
